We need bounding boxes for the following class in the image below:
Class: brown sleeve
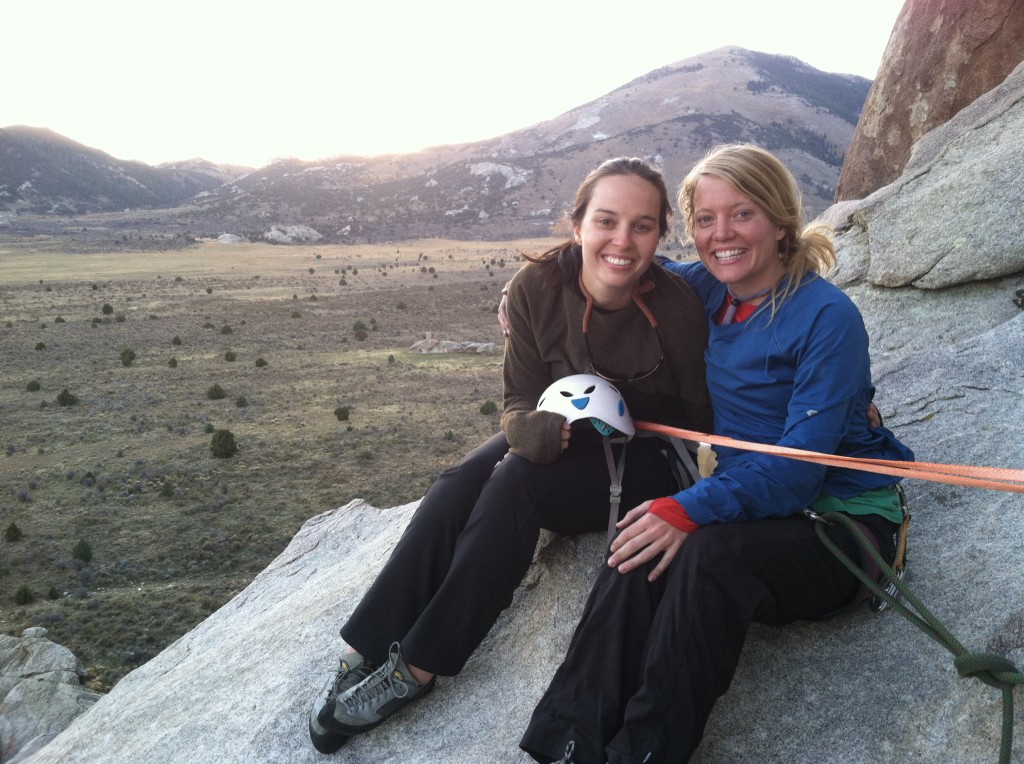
[500,269,566,464]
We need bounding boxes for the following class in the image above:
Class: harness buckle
[870,484,912,612]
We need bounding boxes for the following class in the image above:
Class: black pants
[341,433,679,676]
[520,514,881,764]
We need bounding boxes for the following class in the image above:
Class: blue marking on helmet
[618,400,625,417]
[571,397,589,411]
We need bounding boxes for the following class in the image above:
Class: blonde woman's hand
[607,500,689,582]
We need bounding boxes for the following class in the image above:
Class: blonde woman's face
[573,174,662,309]
[691,175,785,296]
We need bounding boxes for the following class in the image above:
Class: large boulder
[824,59,1024,289]
[836,0,1024,201]
[0,628,101,762]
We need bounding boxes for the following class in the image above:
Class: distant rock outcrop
[262,224,323,244]
[14,61,1024,764]
[408,333,496,354]
[835,0,1024,201]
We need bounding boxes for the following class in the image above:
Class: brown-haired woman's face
[573,174,662,309]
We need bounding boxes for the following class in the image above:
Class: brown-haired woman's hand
[867,402,882,429]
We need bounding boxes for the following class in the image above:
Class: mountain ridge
[1,47,870,245]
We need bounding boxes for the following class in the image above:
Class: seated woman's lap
[471,437,678,538]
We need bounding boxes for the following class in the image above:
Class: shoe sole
[327,678,436,735]
[309,675,350,753]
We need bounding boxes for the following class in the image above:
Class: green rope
[814,511,1024,764]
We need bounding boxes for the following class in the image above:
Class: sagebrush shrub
[26,380,41,392]
[35,341,46,351]
[73,539,93,563]
[56,389,79,406]
[220,325,232,335]
[4,521,23,542]
[334,406,350,422]
[14,586,35,606]
[172,335,182,346]
[255,357,268,368]
[206,384,226,400]
[210,429,238,458]
[168,358,177,368]
[101,304,113,315]
[224,351,237,362]
[120,348,137,367]
[479,400,499,415]
[235,396,247,408]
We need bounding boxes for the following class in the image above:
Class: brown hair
[524,157,672,286]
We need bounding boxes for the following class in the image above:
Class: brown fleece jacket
[501,261,713,463]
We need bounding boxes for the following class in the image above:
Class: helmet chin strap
[601,434,629,546]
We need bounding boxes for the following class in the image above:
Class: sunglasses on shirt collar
[580,277,665,385]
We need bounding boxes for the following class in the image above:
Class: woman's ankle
[408,663,434,686]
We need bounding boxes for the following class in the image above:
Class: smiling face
[574,174,663,309]
[691,174,787,297]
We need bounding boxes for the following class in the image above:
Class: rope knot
[954,652,1019,690]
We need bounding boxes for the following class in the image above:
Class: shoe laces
[554,740,576,764]
[340,643,410,710]
[330,656,369,696]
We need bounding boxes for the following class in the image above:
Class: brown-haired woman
[309,157,712,754]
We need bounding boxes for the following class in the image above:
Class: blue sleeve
[673,293,872,524]
[656,259,720,313]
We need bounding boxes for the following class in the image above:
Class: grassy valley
[0,237,545,688]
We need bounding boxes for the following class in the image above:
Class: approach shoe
[308,652,373,753]
[318,641,435,735]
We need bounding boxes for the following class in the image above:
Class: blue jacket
[659,259,914,526]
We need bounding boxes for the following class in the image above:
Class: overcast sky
[5,0,905,168]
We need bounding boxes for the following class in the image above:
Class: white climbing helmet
[536,373,634,438]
